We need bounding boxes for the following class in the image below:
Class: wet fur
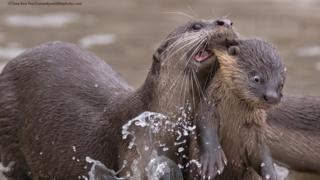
[0,20,237,179]
[266,95,320,173]
[0,42,137,179]
[189,39,284,180]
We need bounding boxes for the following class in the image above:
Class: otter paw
[200,148,227,179]
[261,164,279,180]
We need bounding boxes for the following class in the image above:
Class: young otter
[0,19,237,179]
[190,39,285,180]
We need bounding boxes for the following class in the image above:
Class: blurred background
[0,0,319,96]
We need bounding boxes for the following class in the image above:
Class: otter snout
[262,90,281,105]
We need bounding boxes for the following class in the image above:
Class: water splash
[84,157,128,180]
[122,111,167,149]
[81,110,196,179]
[0,161,15,180]
[121,110,196,179]
[146,151,183,180]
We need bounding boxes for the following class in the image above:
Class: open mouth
[194,48,213,63]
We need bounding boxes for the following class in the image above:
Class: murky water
[0,0,319,179]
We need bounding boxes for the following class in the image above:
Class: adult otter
[0,19,237,179]
[189,39,285,180]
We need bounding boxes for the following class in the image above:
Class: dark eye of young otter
[253,75,261,83]
[191,23,204,31]
[249,72,264,85]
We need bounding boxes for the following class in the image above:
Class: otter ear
[153,41,168,63]
[228,46,240,56]
[153,53,161,63]
[151,46,164,75]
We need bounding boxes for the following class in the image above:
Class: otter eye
[191,23,203,31]
[253,75,261,84]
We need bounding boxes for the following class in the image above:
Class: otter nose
[216,19,233,27]
[263,90,280,104]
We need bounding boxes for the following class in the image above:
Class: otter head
[214,39,286,109]
[149,19,238,111]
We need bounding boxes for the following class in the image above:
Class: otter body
[266,95,320,173]
[0,42,136,179]
[190,39,285,180]
[0,19,237,179]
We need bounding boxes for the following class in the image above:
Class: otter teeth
[194,49,211,62]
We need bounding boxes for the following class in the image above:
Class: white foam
[79,34,116,49]
[0,162,12,180]
[296,46,320,57]
[121,111,167,149]
[72,145,77,152]
[0,47,25,60]
[5,13,79,28]
[85,157,127,180]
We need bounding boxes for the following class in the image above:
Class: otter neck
[109,72,157,125]
[213,73,267,128]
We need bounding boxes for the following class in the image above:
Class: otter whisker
[190,71,196,111]
[210,10,218,20]
[187,6,199,19]
[164,38,197,62]
[162,11,196,20]
[179,68,189,107]
[221,14,231,20]
[184,69,190,110]
[180,33,206,60]
[166,38,201,67]
[192,70,205,100]
[165,35,200,59]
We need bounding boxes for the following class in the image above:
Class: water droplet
[265,174,270,179]
[178,147,184,153]
[72,146,76,152]
[163,147,169,151]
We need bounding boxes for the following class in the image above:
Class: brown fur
[0,19,237,179]
[188,39,285,180]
